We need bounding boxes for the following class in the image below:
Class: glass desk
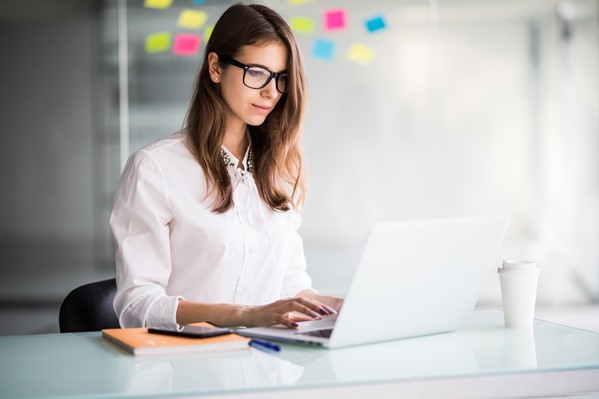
[1,311,598,398]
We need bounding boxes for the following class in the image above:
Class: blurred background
[0,0,598,335]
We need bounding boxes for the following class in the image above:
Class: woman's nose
[261,77,279,98]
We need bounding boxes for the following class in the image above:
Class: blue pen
[249,338,281,353]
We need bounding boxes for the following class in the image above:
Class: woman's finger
[289,297,335,316]
[278,313,299,328]
[286,311,314,323]
[250,297,337,328]
[280,299,323,319]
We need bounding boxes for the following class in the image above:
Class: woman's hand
[176,293,341,329]
[243,297,337,328]
[295,289,344,313]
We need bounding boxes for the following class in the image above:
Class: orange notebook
[102,323,249,356]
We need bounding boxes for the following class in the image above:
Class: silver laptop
[239,216,510,348]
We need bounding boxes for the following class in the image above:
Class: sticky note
[146,32,171,54]
[290,16,315,35]
[365,15,386,33]
[347,43,375,65]
[177,9,208,29]
[324,9,347,31]
[144,0,173,9]
[173,34,201,56]
[192,0,207,4]
[289,0,313,4]
[204,24,215,43]
[312,38,336,60]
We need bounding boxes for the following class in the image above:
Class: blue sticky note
[312,38,336,60]
[365,15,386,33]
[192,0,206,4]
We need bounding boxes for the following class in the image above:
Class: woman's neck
[222,123,249,165]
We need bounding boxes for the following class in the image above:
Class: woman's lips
[252,104,272,114]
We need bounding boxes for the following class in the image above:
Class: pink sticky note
[324,9,347,31]
[173,34,201,56]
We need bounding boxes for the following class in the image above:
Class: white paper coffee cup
[498,260,540,328]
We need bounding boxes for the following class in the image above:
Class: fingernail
[319,308,328,315]
[311,311,321,318]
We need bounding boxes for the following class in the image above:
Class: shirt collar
[220,144,252,172]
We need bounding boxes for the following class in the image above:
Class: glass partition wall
[109,0,599,306]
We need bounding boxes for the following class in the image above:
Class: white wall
[279,0,599,304]
[116,0,599,305]
[2,0,593,307]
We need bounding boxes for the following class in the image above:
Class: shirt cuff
[145,295,184,329]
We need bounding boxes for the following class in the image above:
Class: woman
[110,3,342,329]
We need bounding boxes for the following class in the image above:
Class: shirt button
[249,247,255,254]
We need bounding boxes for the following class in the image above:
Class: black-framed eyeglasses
[218,54,289,94]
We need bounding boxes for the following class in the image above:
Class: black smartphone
[148,325,232,339]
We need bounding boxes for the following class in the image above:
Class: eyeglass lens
[244,66,288,93]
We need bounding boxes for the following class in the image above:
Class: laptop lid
[240,216,510,348]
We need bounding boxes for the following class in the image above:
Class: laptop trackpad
[296,316,337,332]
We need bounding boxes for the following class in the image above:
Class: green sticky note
[290,16,315,35]
[144,0,173,9]
[347,43,375,65]
[204,24,215,42]
[146,32,171,54]
[178,9,208,29]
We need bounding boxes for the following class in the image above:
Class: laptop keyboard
[296,328,333,339]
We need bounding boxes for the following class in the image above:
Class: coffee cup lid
[501,259,538,270]
[498,259,540,274]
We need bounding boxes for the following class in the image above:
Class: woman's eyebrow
[244,61,288,73]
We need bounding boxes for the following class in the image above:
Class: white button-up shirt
[110,131,312,328]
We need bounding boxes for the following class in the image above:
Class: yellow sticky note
[289,0,313,4]
[347,43,375,65]
[204,24,215,42]
[290,16,315,35]
[144,0,173,9]
[177,9,208,30]
[146,32,171,54]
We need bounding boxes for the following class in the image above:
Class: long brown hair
[185,3,307,213]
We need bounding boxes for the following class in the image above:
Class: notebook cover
[102,322,249,356]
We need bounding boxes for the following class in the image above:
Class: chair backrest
[59,278,120,333]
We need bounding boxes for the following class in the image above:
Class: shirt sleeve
[280,212,313,298]
[110,150,182,328]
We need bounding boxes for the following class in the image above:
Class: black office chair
[59,278,121,333]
